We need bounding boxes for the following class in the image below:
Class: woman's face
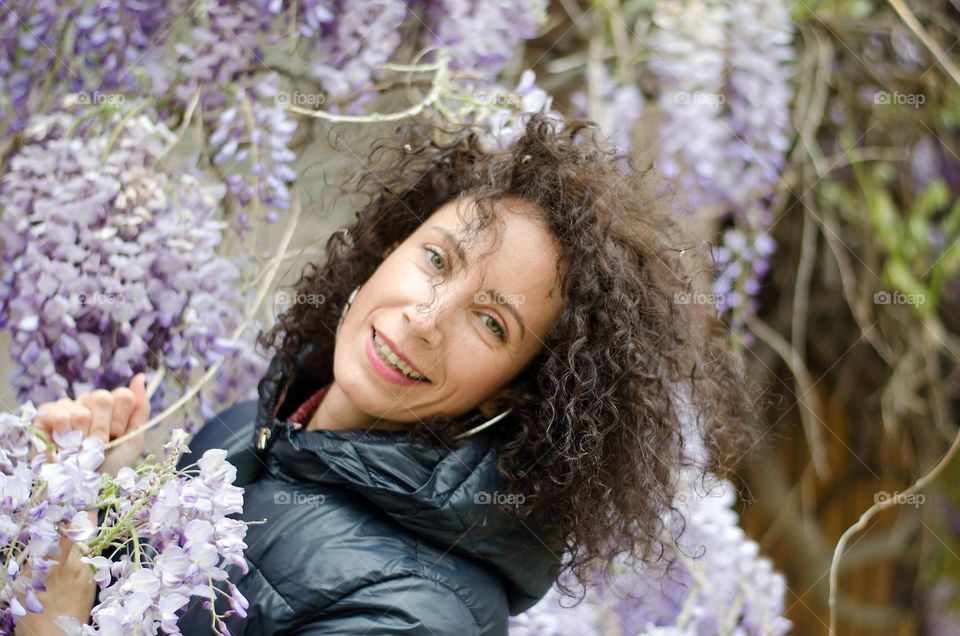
[333,195,564,423]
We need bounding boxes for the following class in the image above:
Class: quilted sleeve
[289,575,486,636]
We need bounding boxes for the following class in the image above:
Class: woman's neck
[304,381,414,432]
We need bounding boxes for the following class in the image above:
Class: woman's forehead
[426,195,547,245]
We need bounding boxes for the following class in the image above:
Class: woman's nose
[402,293,450,346]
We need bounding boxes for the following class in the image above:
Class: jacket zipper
[257,376,290,451]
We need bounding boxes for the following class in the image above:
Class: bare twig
[283,50,450,123]
[792,23,832,179]
[887,0,960,86]
[828,357,960,634]
[808,206,897,365]
[792,210,816,404]
[158,88,202,164]
[745,314,832,479]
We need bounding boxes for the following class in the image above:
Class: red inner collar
[287,385,332,426]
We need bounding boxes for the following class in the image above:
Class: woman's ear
[476,391,507,419]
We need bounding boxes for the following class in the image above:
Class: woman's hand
[15,376,151,633]
[12,510,97,635]
[33,373,150,477]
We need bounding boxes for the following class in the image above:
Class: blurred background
[0,1,958,634]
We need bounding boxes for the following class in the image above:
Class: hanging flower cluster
[570,63,645,156]
[0,102,268,431]
[510,382,791,635]
[509,475,791,635]
[0,405,250,634]
[0,0,171,140]
[648,0,794,336]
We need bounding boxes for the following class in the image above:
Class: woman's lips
[366,327,430,386]
[374,328,429,377]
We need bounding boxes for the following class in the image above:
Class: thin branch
[791,208,816,410]
[745,314,832,479]
[283,50,450,123]
[801,23,832,178]
[828,374,960,635]
[158,88,202,164]
[808,206,897,365]
[887,0,960,87]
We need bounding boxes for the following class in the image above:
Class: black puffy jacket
[175,347,559,635]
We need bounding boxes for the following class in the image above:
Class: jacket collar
[252,344,561,614]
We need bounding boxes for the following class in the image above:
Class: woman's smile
[365,326,432,386]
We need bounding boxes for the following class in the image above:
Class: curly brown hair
[257,113,763,599]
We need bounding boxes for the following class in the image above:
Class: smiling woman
[311,194,566,435]
[174,113,763,635]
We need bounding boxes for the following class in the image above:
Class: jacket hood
[252,345,561,615]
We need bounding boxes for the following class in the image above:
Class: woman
[21,113,759,635]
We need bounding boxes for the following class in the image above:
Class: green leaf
[885,259,927,298]
[869,186,902,250]
[913,180,949,220]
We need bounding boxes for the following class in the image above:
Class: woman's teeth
[373,331,427,381]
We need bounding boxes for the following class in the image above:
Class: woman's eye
[424,246,445,271]
[481,314,507,341]
[423,245,505,341]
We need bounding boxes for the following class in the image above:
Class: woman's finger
[128,373,150,432]
[78,390,113,446]
[68,404,93,440]
[38,399,74,441]
[109,387,135,439]
[35,403,65,461]
[34,403,57,440]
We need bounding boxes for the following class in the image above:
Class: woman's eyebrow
[431,225,527,340]
[431,226,469,266]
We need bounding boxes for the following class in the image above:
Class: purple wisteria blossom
[444,69,563,152]
[0,102,268,431]
[152,1,300,223]
[55,443,250,635]
[212,73,300,217]
[509,475,791,635]
[570,64,645,155]
[0,0,171,140]
[0,403,104,633]
[649,0,794,334]
[302,0,409,114]
[426,0,548,76]
[0,397,251,634]
[160,2,273,115]
[509,383,791,635]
